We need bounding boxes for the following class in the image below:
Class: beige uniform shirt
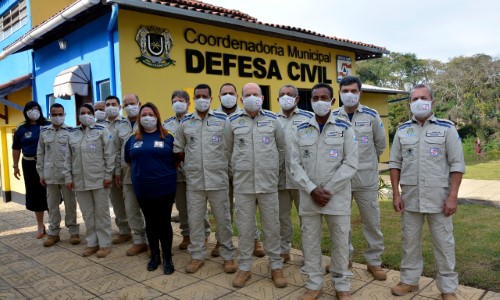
[36,124,72,184]
[290,115,358,215]
[389,115,465,213]
[173,110,229,191]
[332,104,386,190]
[215,105,243,116]
[63,124,115,191]
[225,109,285,194]
[114,118,138,184]
[277,107,314,190]
[163,115,186,183]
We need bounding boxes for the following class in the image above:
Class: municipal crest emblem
[136,26,175,68]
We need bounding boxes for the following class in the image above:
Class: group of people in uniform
[12,76,464,300]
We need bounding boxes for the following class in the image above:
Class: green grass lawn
[463,159,500,180]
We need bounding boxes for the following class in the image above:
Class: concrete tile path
[1,199,499,299]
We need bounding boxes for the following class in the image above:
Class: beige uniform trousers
[109,181,131,235]
[235,192,282,271]
[278,188,300,255]
[224,181,260,241]
[186,189,234,261]
[46,184,79,236]
[122,184,147,244]
[76,188,112,247]
[401,211,458,293]
[176,181,211,238]
[301,214,351,292]
[349,189,384,265]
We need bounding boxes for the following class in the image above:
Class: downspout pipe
[107,3,118,96]
[31,51,37,102]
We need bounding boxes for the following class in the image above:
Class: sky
[205,0,500,62]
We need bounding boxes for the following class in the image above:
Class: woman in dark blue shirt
[12,101,51,238]
[124,102,177,275]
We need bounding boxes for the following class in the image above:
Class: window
[97,80,111,101]
[1,0,28,41]
[46,94,55,116]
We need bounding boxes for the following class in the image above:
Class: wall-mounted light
[58,39,67,50]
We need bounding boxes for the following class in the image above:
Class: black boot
[163,255,175,275]
[147,252,161,271]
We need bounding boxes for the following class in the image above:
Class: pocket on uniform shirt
[424,137,446,161]
[323,137,343,161]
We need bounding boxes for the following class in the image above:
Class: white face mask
[243,95,263,112]
[410,99,432,118]
[340,92,360,108]
[27,109,40,121]
[279,95,296,111]
[95,110,106,121]
[311,100,332,117]
[79,114,95,126]
[51,116,65,126]
[124,104,139,117]
[194,98,211,112]
[105,106,120,118]
[172,101,188,114]
[220,94,237,108]
[140,116,157,130]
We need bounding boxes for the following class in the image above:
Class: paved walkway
[1,199,499,299]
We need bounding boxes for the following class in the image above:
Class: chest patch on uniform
[188,119,197,127]
[189,136,196,144]
[262,136,271,144]
[326,131,343,138]
[237,138,246,148]
[237,119,246,127]
[257,121,272,127]
[361,136,369,144]
[303,149,311,159]
[59,144,67,152]
[212,135,222,143]
[89,144,96,150]
[426,131,445,137]
[154,141,164,148]
[24,131,32,138]
[430,148,441,156]
[404,148,415,158]
[355,120,371,127]
[207,120,221,126]
[329,149,338,158]
[406,128,415,137]
[293,120,302,125]
[133,141,143,148]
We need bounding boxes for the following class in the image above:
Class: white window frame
[1,0,28,41]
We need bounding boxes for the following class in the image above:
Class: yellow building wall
[360,92,390,162]
[2,86,31,126]
[30,0,75,27]
[118,10,355,118]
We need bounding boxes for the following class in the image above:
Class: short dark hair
[50,103,64,112]
[194,84,211,97]
[79,103,95,115]
[411,84,434,100]
[311,83,333,98]
[339,76,362,91]
[220,83,237,93]
[22,101,47,127]
[105,95,121,105]
[171,90,190,102]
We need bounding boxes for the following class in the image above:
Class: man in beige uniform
[94,101,107,125]
[332,76,387,280]
[163,90,211,250]
[290,83,358,300]
[212,82,264,258]
[389,84,464,300]
[174,84,236,274]
[276,84,313,262]
[37,103,80,247]
[225,83,287,288]
[113,94,147,256]
[104,95,132,244]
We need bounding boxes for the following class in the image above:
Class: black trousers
[22,159,48,212]
[137,193,175,258]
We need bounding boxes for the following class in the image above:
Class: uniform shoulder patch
[163,116,175,125]
[229,112,243,122]
[436,118,454,126]
[262,110,277,119]
[361,106,377,118]
[334,118,351,129]
[212,111,227,121]
[297,122,310,131]
[298,109,314,118]
[40,125,51,131]
[180,113,193,123]
[93,124,105,130]
[398,121,412,130]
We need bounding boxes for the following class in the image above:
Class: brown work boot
[69,234,81,245]
[281,253,291,263]
[126,243,148,256]
[442,293,458,300]
[112,234,132,245]
[336,291,353,300]
[211,241,220,257]
[43,235,60,247]
[300,289,322,300]
[253,240,265,257]
[185,259,205,273]
[179,236,190,250]
[271,269,287,288]
[367,265,387,281]
[82,246,99,257]
[232,271,251,288]
[224,260,237,274]
[391,282,419,296]
[96,247,112,258]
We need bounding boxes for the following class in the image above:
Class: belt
[23,156,37,161]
